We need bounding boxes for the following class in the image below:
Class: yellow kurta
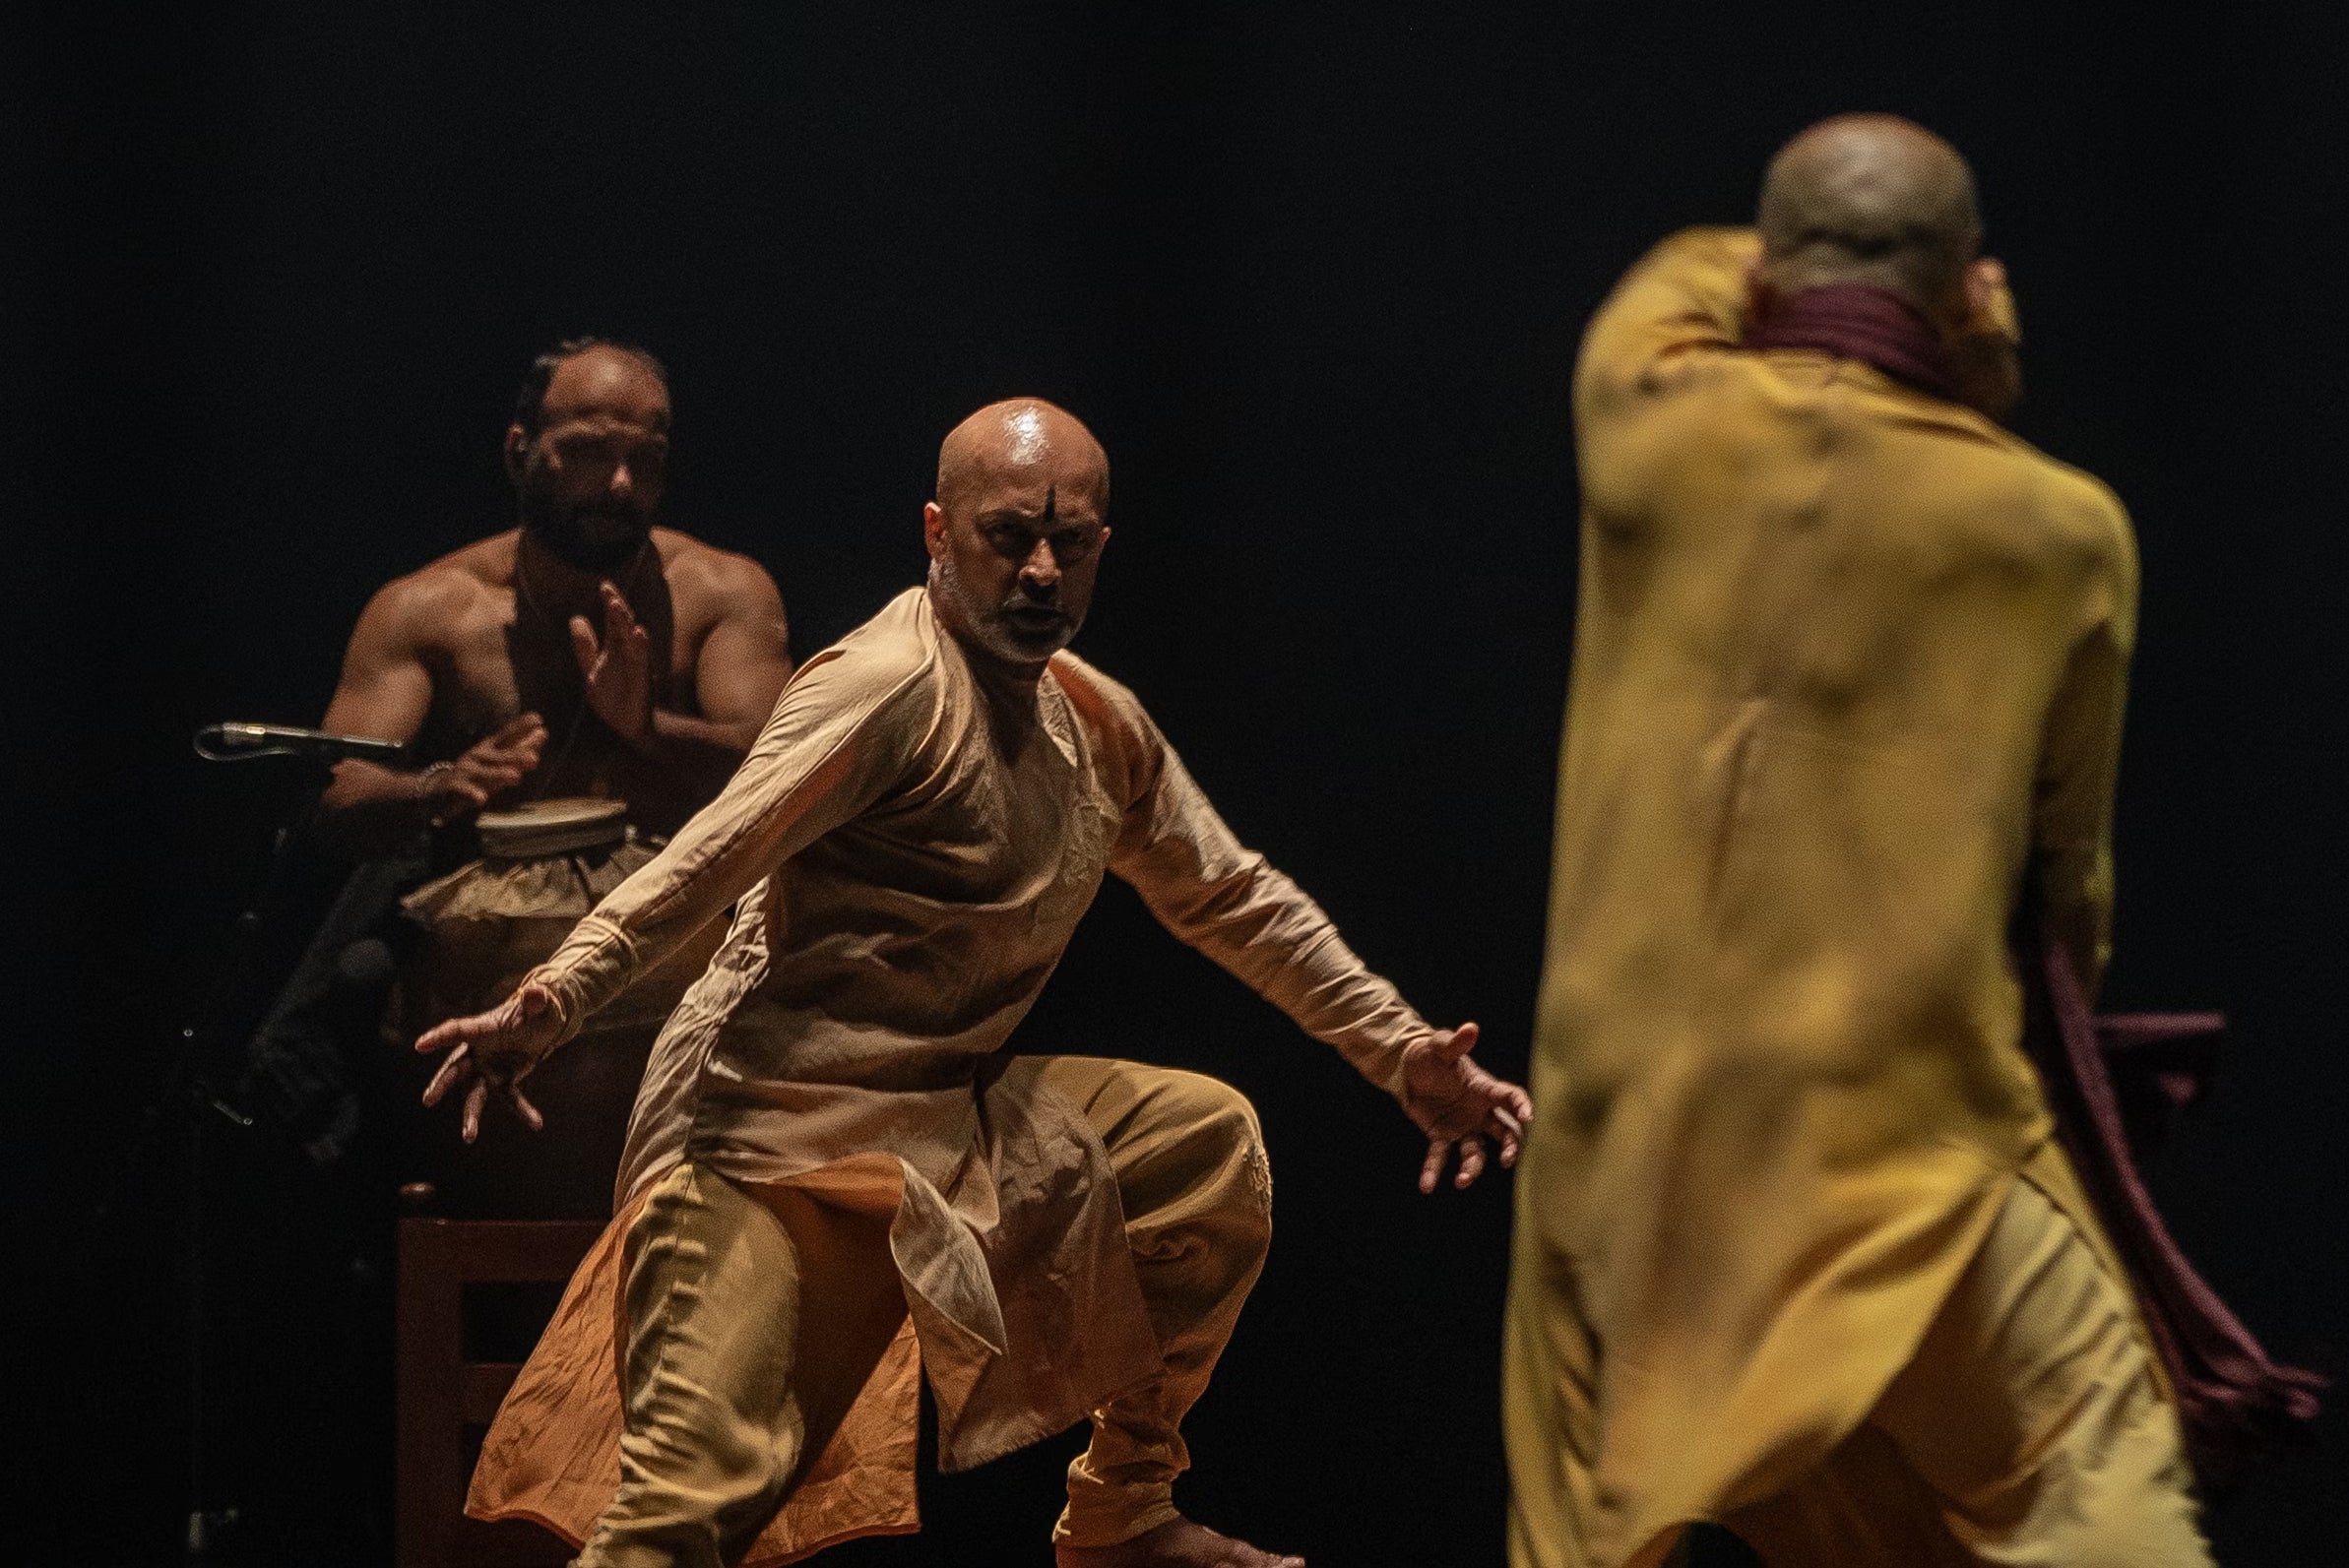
[470,588,1431,1562]
[1504,229,2138,1568]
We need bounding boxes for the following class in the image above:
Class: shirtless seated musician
[315,338,794,1214]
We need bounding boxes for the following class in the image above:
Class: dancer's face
[924,410,1110,668]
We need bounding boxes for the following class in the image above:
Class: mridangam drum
[391,797,724,1218]
[396,798,717,1036]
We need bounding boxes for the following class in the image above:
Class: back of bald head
[1758,115,1981,310]
[935,399,1110,516]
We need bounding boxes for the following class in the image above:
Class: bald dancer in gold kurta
[419,400,1531,1568]
[1504,118,2210,1568]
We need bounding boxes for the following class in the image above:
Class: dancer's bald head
[924,399,1113,670]
[935,399,1110,520]
[1758,115,1981,311]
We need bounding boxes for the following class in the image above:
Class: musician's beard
[523,494,654,575]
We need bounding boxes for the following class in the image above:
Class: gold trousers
[1696,1173,2209,1568]
[578,1057,1274,1568]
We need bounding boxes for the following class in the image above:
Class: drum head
[475,795,629,858]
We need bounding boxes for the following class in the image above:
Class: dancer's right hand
[416,979,566,1142]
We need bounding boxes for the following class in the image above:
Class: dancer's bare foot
[1056,1517,1304,1568]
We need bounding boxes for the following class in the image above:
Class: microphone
[193,721,409,763]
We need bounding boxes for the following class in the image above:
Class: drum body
[387,800,722,1219]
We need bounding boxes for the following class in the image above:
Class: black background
[13,5,2345,1565]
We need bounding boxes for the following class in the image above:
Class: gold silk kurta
[1504,229,2138,1568]
[471,588,1431,1560]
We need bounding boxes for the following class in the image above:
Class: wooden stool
[396,1216,603,1568]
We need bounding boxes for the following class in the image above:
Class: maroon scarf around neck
[1745,282,1962,403]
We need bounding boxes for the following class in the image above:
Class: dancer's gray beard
[929,552,1076,662]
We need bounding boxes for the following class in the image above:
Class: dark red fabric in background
[2024,941,2324,1492]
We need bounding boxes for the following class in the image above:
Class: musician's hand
[1398,1022,1531,1193]
[416,980,566,1143]
[421,712,545,825]
[570,582,655,746]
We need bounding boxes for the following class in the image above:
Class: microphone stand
[162,726,409,1563]
[175,825,280,1565]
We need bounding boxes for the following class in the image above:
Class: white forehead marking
[1002,406,1050,464]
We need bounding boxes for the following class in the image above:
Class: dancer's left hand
[416,980,565,1143]
[1398,1022,1530,1192]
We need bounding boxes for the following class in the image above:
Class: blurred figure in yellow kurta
[1503,117,2211,1568]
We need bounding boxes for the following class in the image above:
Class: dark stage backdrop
[15,5,2345,1565]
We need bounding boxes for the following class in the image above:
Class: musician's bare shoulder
[346,531,520,664]
[642,526,787,644]
[349,526,780,669]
